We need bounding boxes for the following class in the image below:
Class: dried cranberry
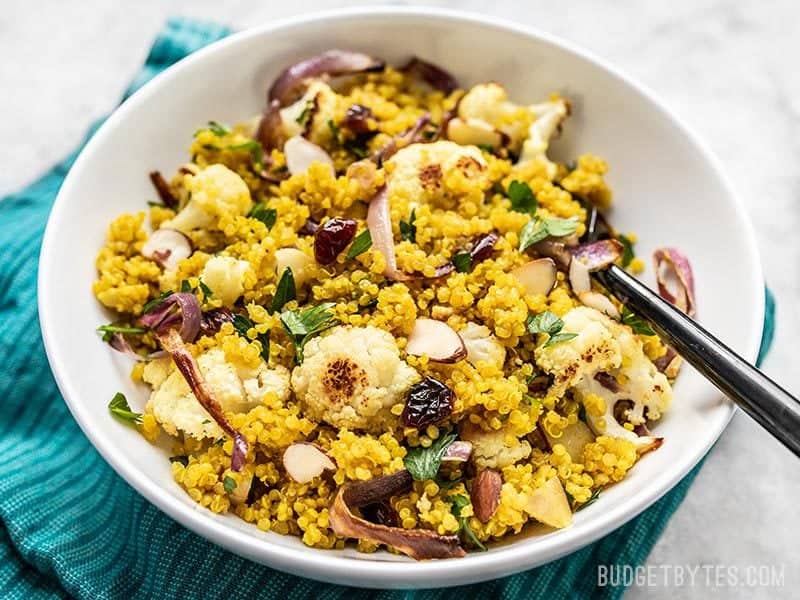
[344,104,374,134]
[314,217,357,265]
[401,376,455,429]
[360,500,400,528]
[469,232,499,264]
[199,308,234,337]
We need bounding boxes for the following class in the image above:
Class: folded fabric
[0,17,775,600]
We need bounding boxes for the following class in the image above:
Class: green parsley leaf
[508,180,538,215]
[271,268,297,313]
[621,306,655,336]
[142,290,173,314]
[448,494,470,516]
[169,455,189,467]
[476,143,494,154]
[617,234,635,268]
[198,281,213,302]
[223,476,238,494]
[232,313,254,338]
[347,229,372,259]
[248,203,277,229]
[543,332,579,348]
[434,475,462,490]
[180,279,192,293]
[344,140,368,158]
[399,209,417,243]
[280,303,338,363]
[518,217,579,252]
[207,120,230,136]
[576,488,601,511]
[108,392,142,426]
[328,119,342,144]
[403,432,457,481]
[447,494,487,551]
[227,140,264,172]
[526,310,564,336]
[97,324,147,337]
[452,252,472,273]
[295,100,314,125]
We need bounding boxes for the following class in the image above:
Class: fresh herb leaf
[347,229,372,259]
[97,324,147,338]
[403,432,457,481]
[169,455,189,467]
[142,290,173,314]
[434,475,462,490]
[399,209,417,243]
[271,268,297,313]
[232,314,253,338]
[227,140,264,171]
[447,494,487,551]
[476,143,494,154]
[328,119,342,144]
[508,180,538,215]
[527,310,578,348]
[452,252,472,273]
[518,217,579,252]
[248,203,277,229]
[223,476,238,494]
[565,159,578,172]
[576,488,601,511]
[108,392,142,426]
[207,120,230,136]
[295,100,314,125]
[344,140,368,158]
[280,303,338,363]
[198,281,213,302]
[621,306,655,336]
[180,279,192,293]
[257,330,270,362]
[617,234,635,268]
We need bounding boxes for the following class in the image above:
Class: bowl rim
[38,5,764,588]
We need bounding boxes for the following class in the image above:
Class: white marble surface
[2,1,798,597]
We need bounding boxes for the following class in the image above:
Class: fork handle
[595,265,800,457]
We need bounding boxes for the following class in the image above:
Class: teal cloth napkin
[0,18,775,600]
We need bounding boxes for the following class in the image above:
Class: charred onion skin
[653,247,696,317]
[156,328,248,471]
[329,470,466,560]
[149,171,178,209]
[401,57,460,94]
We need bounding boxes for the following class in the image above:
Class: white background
[2,1,797,598]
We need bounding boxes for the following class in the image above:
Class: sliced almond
[525,475,572,529]
[405,318,467,363]
[578,291,620,319]
[446,117,505,149]
[283,443,336,483]
[284,135,334,175]
[513,258,557,296]
[568,257,591,295]
[141,228,193,270]
[275,247,313,287]
[471,469,502,523]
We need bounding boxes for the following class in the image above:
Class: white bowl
[38,6,764,589]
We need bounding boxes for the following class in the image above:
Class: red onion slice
[366,185,412,282]
[371,113,432,165]
[139,292,202,343]
[268,50,385,106]
[401,57,460,94]
[157,328,248,471]
[256,99,283,153]
[569,239,623,271]
[654,248,696,317]
[442,440,472,462]
[149,171,178,209]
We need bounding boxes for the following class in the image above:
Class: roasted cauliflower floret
[534,306,622,397]
[460,421,531,470]
[291,325,419,432]
[279,80,340,146]
[143,349,290,439]
[162,164,252,233]
[459,322,506,370]
[200,255,251,306]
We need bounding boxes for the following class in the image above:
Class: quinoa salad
[94,51,696,559]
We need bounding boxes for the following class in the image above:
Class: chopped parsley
[328,119,342,144]
[399,209,417,243]
[97,324,147,343]
[617,234,635,268]
[180,279,193,293]
[280,303,338,363]
[344,140,368,158]
[452,252,472,273]
[295,100,314,126]
[347,229,372,259]
[198,281,213,303]
[576,488,601,511]
[271,268,296,313]
[476,143,494,154]
[248,203,277,229]
[227,140,264,171]
[526,310,578,348]
[518,216,579,252]
[621,306,655,336]
[403,432,457,481]
[507,180,538,215]
[169,455,189,467]
[232,314,271,361]
[223,476,238,494]
[447,494,487,551]
[108,392,142,426]
[194,120,230,137]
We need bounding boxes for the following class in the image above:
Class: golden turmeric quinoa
[93,51,685,559]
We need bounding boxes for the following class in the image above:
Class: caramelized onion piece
[401,57,460,94]
[139,292,201,343]
[256,99,283,153]
[329,470,466,560]
[654,248,696,317]
[149,171,178,209]
[157,328,248,471]
[269,50,385,106]
[570,239,623,271]
[366,185,411,281]
[442,440,472,463]
[371,113,432,165]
